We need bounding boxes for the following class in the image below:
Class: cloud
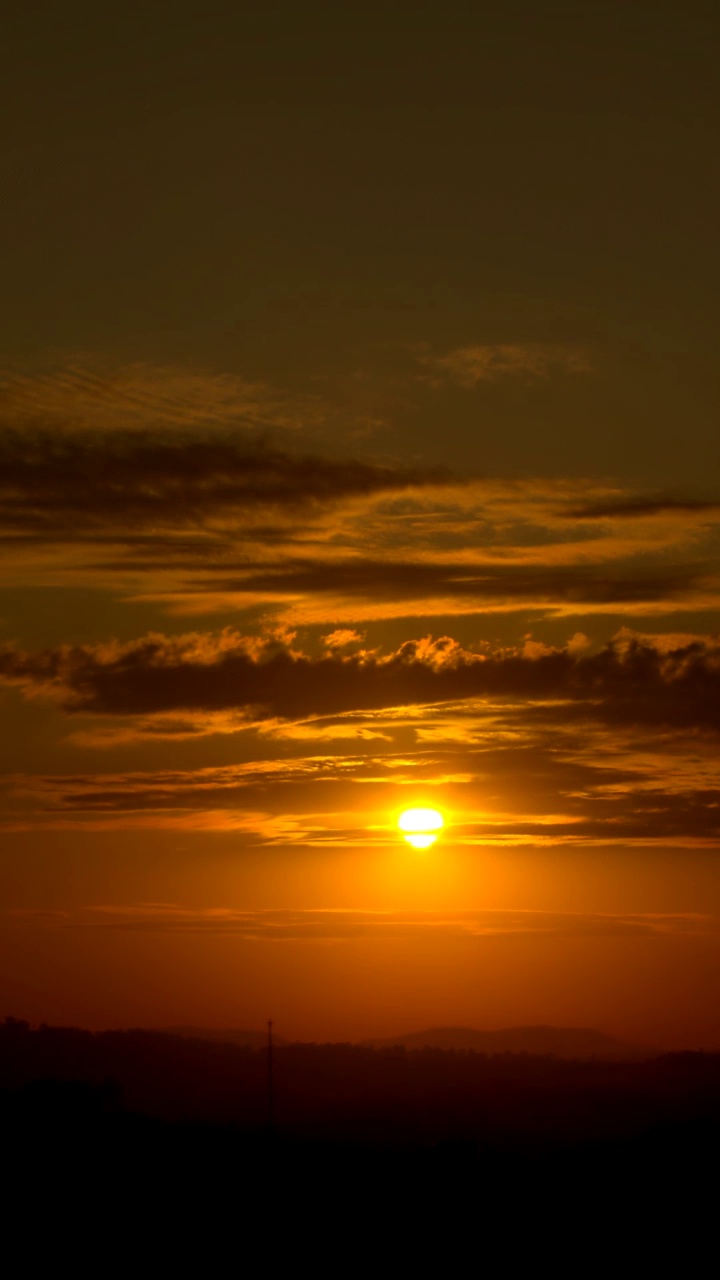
[0,427,453,547]
[2,629,720,734]
[180,557,709,620]
[0,361,324,433]
[4,670,719,845]
[3,904,714,940]
[566,496,720,520]
[2,357,718,873]
[0,412,716,632]
[418,342,592,387]
[322,629,365,650]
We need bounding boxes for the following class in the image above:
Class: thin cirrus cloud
[0,427,453,541]
[3,905,713,940]
[177,558,713,620]
[0,401,715,559]
[0,345,590,435]
[0,362,327,433]
[0,408,718,631]
[9,746,636,812]
[3,635,719,847]
[565,496,720,520]
[417,342,592,387]
[10,739,719,847]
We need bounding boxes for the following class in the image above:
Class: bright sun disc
[398,807,444,849]
[403,833,438,849]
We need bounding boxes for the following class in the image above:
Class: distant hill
[362,1025,655,1060]
[162,1023,653,1059]
[161,1026,288,1049]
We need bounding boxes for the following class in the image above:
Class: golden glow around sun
[398,807,444,849]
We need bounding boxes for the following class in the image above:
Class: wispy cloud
[3,904,714,940]
[0,361,325,432]
[418,342,592,388]
[0,412,717,628]
[0,428,451,544]
[566,496,720,520]
[172,558,713,622]
[3,629,720,846]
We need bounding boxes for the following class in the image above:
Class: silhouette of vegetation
[2,1017,717,1258]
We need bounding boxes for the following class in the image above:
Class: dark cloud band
[2,630,719,731]
[0,428,452,538]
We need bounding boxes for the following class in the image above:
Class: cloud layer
[1,380,718,631]
[2,629,719,848]
[418,342,592,387]
[1,360,719,860]
[0,426,450,542]
[2,629,719,729]
[4,904,713,940]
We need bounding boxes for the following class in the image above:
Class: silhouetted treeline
[2,1016,720,1140]
[2,1017,718,1259]
[4,1013,717,1136]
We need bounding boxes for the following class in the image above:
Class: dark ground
[2,1018,716,1265]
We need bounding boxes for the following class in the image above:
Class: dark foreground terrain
[2,1017,717,1263]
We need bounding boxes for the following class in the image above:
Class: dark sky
[1,2,719,1044]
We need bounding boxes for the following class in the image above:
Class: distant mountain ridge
[163,1022,655,1059]
[162,1026,288,1049]
[362,1025,655,1060]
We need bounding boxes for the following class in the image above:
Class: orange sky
[1,2,720,1047]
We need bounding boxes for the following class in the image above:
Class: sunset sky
[2,2,720,1047]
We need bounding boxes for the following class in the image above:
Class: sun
[398,807,444,849]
